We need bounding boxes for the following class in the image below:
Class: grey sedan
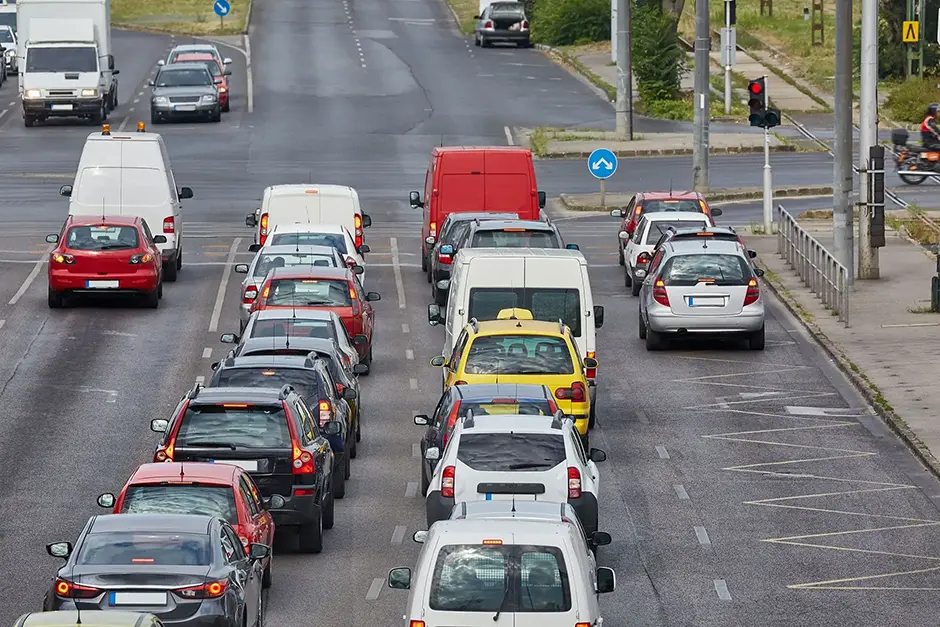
[149,63,221,123]
[638,239,766,350]
[474,1,530,48]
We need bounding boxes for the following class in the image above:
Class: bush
[885,79,940,125]
[632,5,685,104]
[531,0,610,46]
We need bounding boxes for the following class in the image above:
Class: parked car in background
[474,1,530,48]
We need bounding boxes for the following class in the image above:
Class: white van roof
[263,184,357,200]
[456,248,587,263]
[428,519,571,544]
[78,129,165,168]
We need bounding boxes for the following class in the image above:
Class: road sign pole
[762,75,773,234]
[600,180,606,207]
[587,148,618,204]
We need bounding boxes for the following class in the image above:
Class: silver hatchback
[638,239,766,350]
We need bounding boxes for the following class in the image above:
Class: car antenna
[668,179,673,197]
[511,493,516,514]
[71,544,82,625]
[179,463,185,482]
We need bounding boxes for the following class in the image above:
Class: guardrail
[776,204,850,326]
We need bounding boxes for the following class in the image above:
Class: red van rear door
[483,150,536,218]
[438,151,486,221]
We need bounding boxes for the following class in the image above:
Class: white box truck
[17,0,118,127]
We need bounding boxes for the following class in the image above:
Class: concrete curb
[559,185,834,211]
[536,44,616,104]
[538,144,796,159]
[755,254,940,480]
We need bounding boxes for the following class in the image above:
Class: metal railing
[776,204,850,326]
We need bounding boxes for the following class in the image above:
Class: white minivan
[245,184,371,249]
[59,124,192,281]
[387,518,616,626]
[428,248,604,412]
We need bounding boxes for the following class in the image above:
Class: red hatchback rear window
[264,279,351,307]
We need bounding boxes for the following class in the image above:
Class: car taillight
[292,440,315,474]
[743,278,760,306]
[699,200,710,217]
[259,213,269,245]
[130,253,154,264]
[653,279,670,306]
[546,397,558,413]
[522,20,529,29]
[441,465,456,498]
[318,400,332,426]
[345,256,357,268]
[555,382,585,402]
[637,252,650,265]
[239,535,250,548]
[484,20,493,28]
[430,221,437,237]
[568,467,582,499]
[154,439,175,462]
[438,253,452,264]
[51,253,75,265]
[219,86,227,93]
[442,401,462,447]
[586,351,596,380]
[354,214,364,249]
[163,216,175,233]
[410,621,426,627]
[243,286,258,304]
[175,579,228,599]
[55,579,101,599]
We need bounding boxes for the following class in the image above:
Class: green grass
[441,0,478,34]
[112,0,250,34]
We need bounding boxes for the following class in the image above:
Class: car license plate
[211,459,259,471]
[86,280,119,289]
[51,104,73,111]
[688,296,722,307]
[110,592,168,606]
[175,104,196,111]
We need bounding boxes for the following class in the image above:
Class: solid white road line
[118,116,130,131]
[674,484,690,500]
[409,378,418,390]
[0,320,6,331]
[405,481,418,497]
[504,125,514,145]
[208,238,242,332]
[390,237,406,310]
[402,323,410,334]
[0,109,8,120]
[412,443,421,458]
[405,349,414,360]
[9,247,52,305]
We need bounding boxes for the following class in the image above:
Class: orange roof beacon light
[101,124,111,135]
[137,121,146,132]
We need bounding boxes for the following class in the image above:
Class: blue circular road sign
[587,148,618,180]
[214,0,231,17]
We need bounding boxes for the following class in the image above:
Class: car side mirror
[353,334,368,345]
[388,567,412,589]
[610,208,624,218]
[150,419,168,433]
[248,543,270,561]
[618,231,629,240]
[45,234,60,244]
[428,304,443,326]
[178,187,193,199]
[352,265,364,275]
[596,567,616,593]
[538,190,546,208]
[754,268,765,277]
[414,414,430,426]
[361,213,372,228]
[591,531,612,547]
[108,55,115,70]
[409,191,423,208]
[748,249,757,259]
[473,14,481,18]
[589,448,607,463]
[424,447,440,460]
[210,361,220,371]
[224,69,232,76]
[425,236,436,246]
[59,184,72,197]
[248,244,261,253]
[710,207,722,217]
[264,494,286,510]
[342,388,356,401]
[353,363,369,375]
[593,305,605,329]
[96,493,116,508]
[234,263,249,273]
[46,542,72,559]
[429,355,447,368]
[112,69,120,75]
[365,292,381,302]
[220,333,239,343]
[357,244,371,254]
[566,243,580,250]
[323,420,343,436]
[413,530,428,543]
[223,57,233,65]
[245,214,258,227]
[147,79,155,87]
[583,357,598,369]
[153,235,167,244]
[157,59,166,66]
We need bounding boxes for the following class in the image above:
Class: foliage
[884,78,940,125]
[874,0,940,80]
[531,0,610,46]
[632,4,686,103]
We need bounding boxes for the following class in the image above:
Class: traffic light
[869,145,886,248]
[747,78,781,128]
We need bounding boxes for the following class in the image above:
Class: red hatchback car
[176,52,231,112]
[46,215,165,308]
[609,191,721,266]
[96,462,275,588]
[250,266,381,364]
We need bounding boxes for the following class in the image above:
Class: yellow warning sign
[903,20,920,43]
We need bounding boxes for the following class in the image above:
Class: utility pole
[610,0,616,64]
[722,0,736,115]
[692,0,710,191]
[858,0,879,279]
[614,0,632,139]
[833,0,854,284]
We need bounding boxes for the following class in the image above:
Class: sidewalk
[744,221,940,473]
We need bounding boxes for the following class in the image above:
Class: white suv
[251,223,368,284]
[621,211,710,296]
[424,412,606,535]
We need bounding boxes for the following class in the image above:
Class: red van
[409,146,546,271]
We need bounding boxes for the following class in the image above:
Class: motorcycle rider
[920,103,940,150]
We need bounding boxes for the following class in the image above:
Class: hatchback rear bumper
[49,271,159,293]
[269,492,319,527]
[647,306,764,334]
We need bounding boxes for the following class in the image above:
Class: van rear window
[430,544,571,613]
[468,288,581,336]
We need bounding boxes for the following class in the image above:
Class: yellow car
[13,611,164,627]
[430,308,597,446]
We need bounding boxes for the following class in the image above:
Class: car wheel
[150,111,159,124]
[297,510,323,553]
[618,247,624,266]
[637,308,647,339]
[261,556,272,589]
[748,325,766,351]
[47,287,64,308]
[345,446,351,478]
[364,346,373,370]
[176,248,183,270]
[349,426,358,458]
[111,90,118,110]
[645,328,663,351]
[481,36,490,47]
[624,269,632,288]
[474,34,481,46]
[256,589,264,627]
[157,280,164,299]
[24,115,35,128]
[426,263,432,283]
[631,278,641,297]
[333,461,346,499]
[223,101,230,113]
[421,248,428,272]
[212,108,222,122]
[322,484,335,530]
[144,287,160,309]
[356,420,361,442]
[163,259,178,282]
[420,460,430,496]
[588,403,596,429]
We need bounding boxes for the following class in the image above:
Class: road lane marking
[405,481,418,497]
[391,525,407,544]
[409,378,418,390]
[412,443,421,458]
[208,238,242,332]
[402,323,410,334]
[714,579,731,600]
[0,109,7,120]
[405,349,414,360]
[9,247,52,305]
[694,526,711,546]
[102,330,137,337]
[118,116,130,131]
[195,376,205,385]
[656,445,670,459]
[674,484,689,500]
[202,347,212,359]
[0,320,5,331]
[365,577,383,600]
[504,126,513,145]
[390,237,406,310]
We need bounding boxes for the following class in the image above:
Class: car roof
[453,383,552,400]
[640,190,703,201]
[240,336,336,353]
[265,266,352,280]
[254,308,333,321]
[641,211,710,222]
[89,513,214,535]
[253,244,338,256]
[460,414,561,433]
[269,223,347,235]
[15,611,160,627]
[67,215,140,226]
[451,500,577,521]
[664,239,745,255]
[470,219,554,231]
[223,355,316,369]
[427,519,572,542]
[160,62,212,72]
[172,44,219,52]
[473,318,569,337]
[188,385,287,404]
[456,248,584,261]
[128,462,238,485]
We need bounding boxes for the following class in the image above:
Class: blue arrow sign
[588,148,617,180]
[213,0,230,17]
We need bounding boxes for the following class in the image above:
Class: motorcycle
[892,128,940,185]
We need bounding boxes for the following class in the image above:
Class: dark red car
[251,266,381,364]
[46,215,166,308]
[96,462,275,588]
[176,52,231,112]
[609,191,721,266]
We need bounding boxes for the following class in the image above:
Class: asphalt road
[1,0,940,625]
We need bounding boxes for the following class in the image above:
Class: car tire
[24,115,35,128]
[255,589,264,627]
[212,108,222,122]
[262,557,272,589]
[176,248,183,270]
[356,420,361,442]
[426,263,432,283]
[474,34,481,46]
[637,308,647,339]
[631,278,641,297]
[163,259,178,282]
[363,346,373,370]
[48,287,64,308]
[618,247,624,266]
[144,287,160,309]
[297,511,323,554]
[345,446,351,478]
[421,248,428,272]
[333,461,346,499]
[157,280,164,299]
[624,269,632,288]
[150,111,159,124]
[748,325,766,351]
[420,461,430,496]
[322,484,335,529]
[588,403,596,429]
[223,101,230,113]
[481,37,490,47]
[645,328,663,351]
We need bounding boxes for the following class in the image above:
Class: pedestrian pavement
[744,220,940,474]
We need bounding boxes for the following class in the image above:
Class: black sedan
[149,63,221,124]
[44,513,268,627]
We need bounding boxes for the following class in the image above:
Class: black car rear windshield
[249,319,333,340]
[471,229,559,249]
[661,253,751,286]
[77,533,211,566]
[120,485,237,523]
[176,404,291,448]
[464,335,574,375]
[468,288,581,336]
[265,279,351,307]
[215,367,319,399]
[269,232,348,254]
[457,433,566,471]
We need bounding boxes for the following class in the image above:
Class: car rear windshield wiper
[97,244,135,250]
[303,299,337,306]
[508,462,550,470]
[182,441,237,449]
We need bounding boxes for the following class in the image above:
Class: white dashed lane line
[412,443,421,458]
[405,481,418,498]
[202,348,212,359]
[402,323,410,334]
[714,579,732,601]
[365,578,383,601]
[391,525,407,545]
[694,526,711,546]
[674,484,690,500]
[405,349,414,360]
[656,445,670,459]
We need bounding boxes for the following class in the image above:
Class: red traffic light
[749,82,763,94]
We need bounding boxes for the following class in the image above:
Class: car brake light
[130,253,154,264]
[318,400,332,426]
[555,382,585,402]
[243,286,258,304]
[699,200,710,216]
[175,579,228,599]
[442,401,462,447]
[239,535,250,547]
[637,252,650,265]
[568,467,582,499]
[546,396,558,413]
[484,20,493,28]
[522,20,529,29]
[51,253,75,265]
[586,351,596,380]
[219,86,227,93]
[441,465,456,498]
[163,216,175,233]
[430,221,437,237]
[55,579,101,599]
[354,214,363,248]
[259,213,269,246]
[743,278,760,306]
[410,621,426,627]
[577,623,592,627]
[438,250,452,264]
[653,279,670,306]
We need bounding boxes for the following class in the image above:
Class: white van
[428,248,604,411]
[60,124,192,281]
[387,519,616,626]
[245,184,371,249]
